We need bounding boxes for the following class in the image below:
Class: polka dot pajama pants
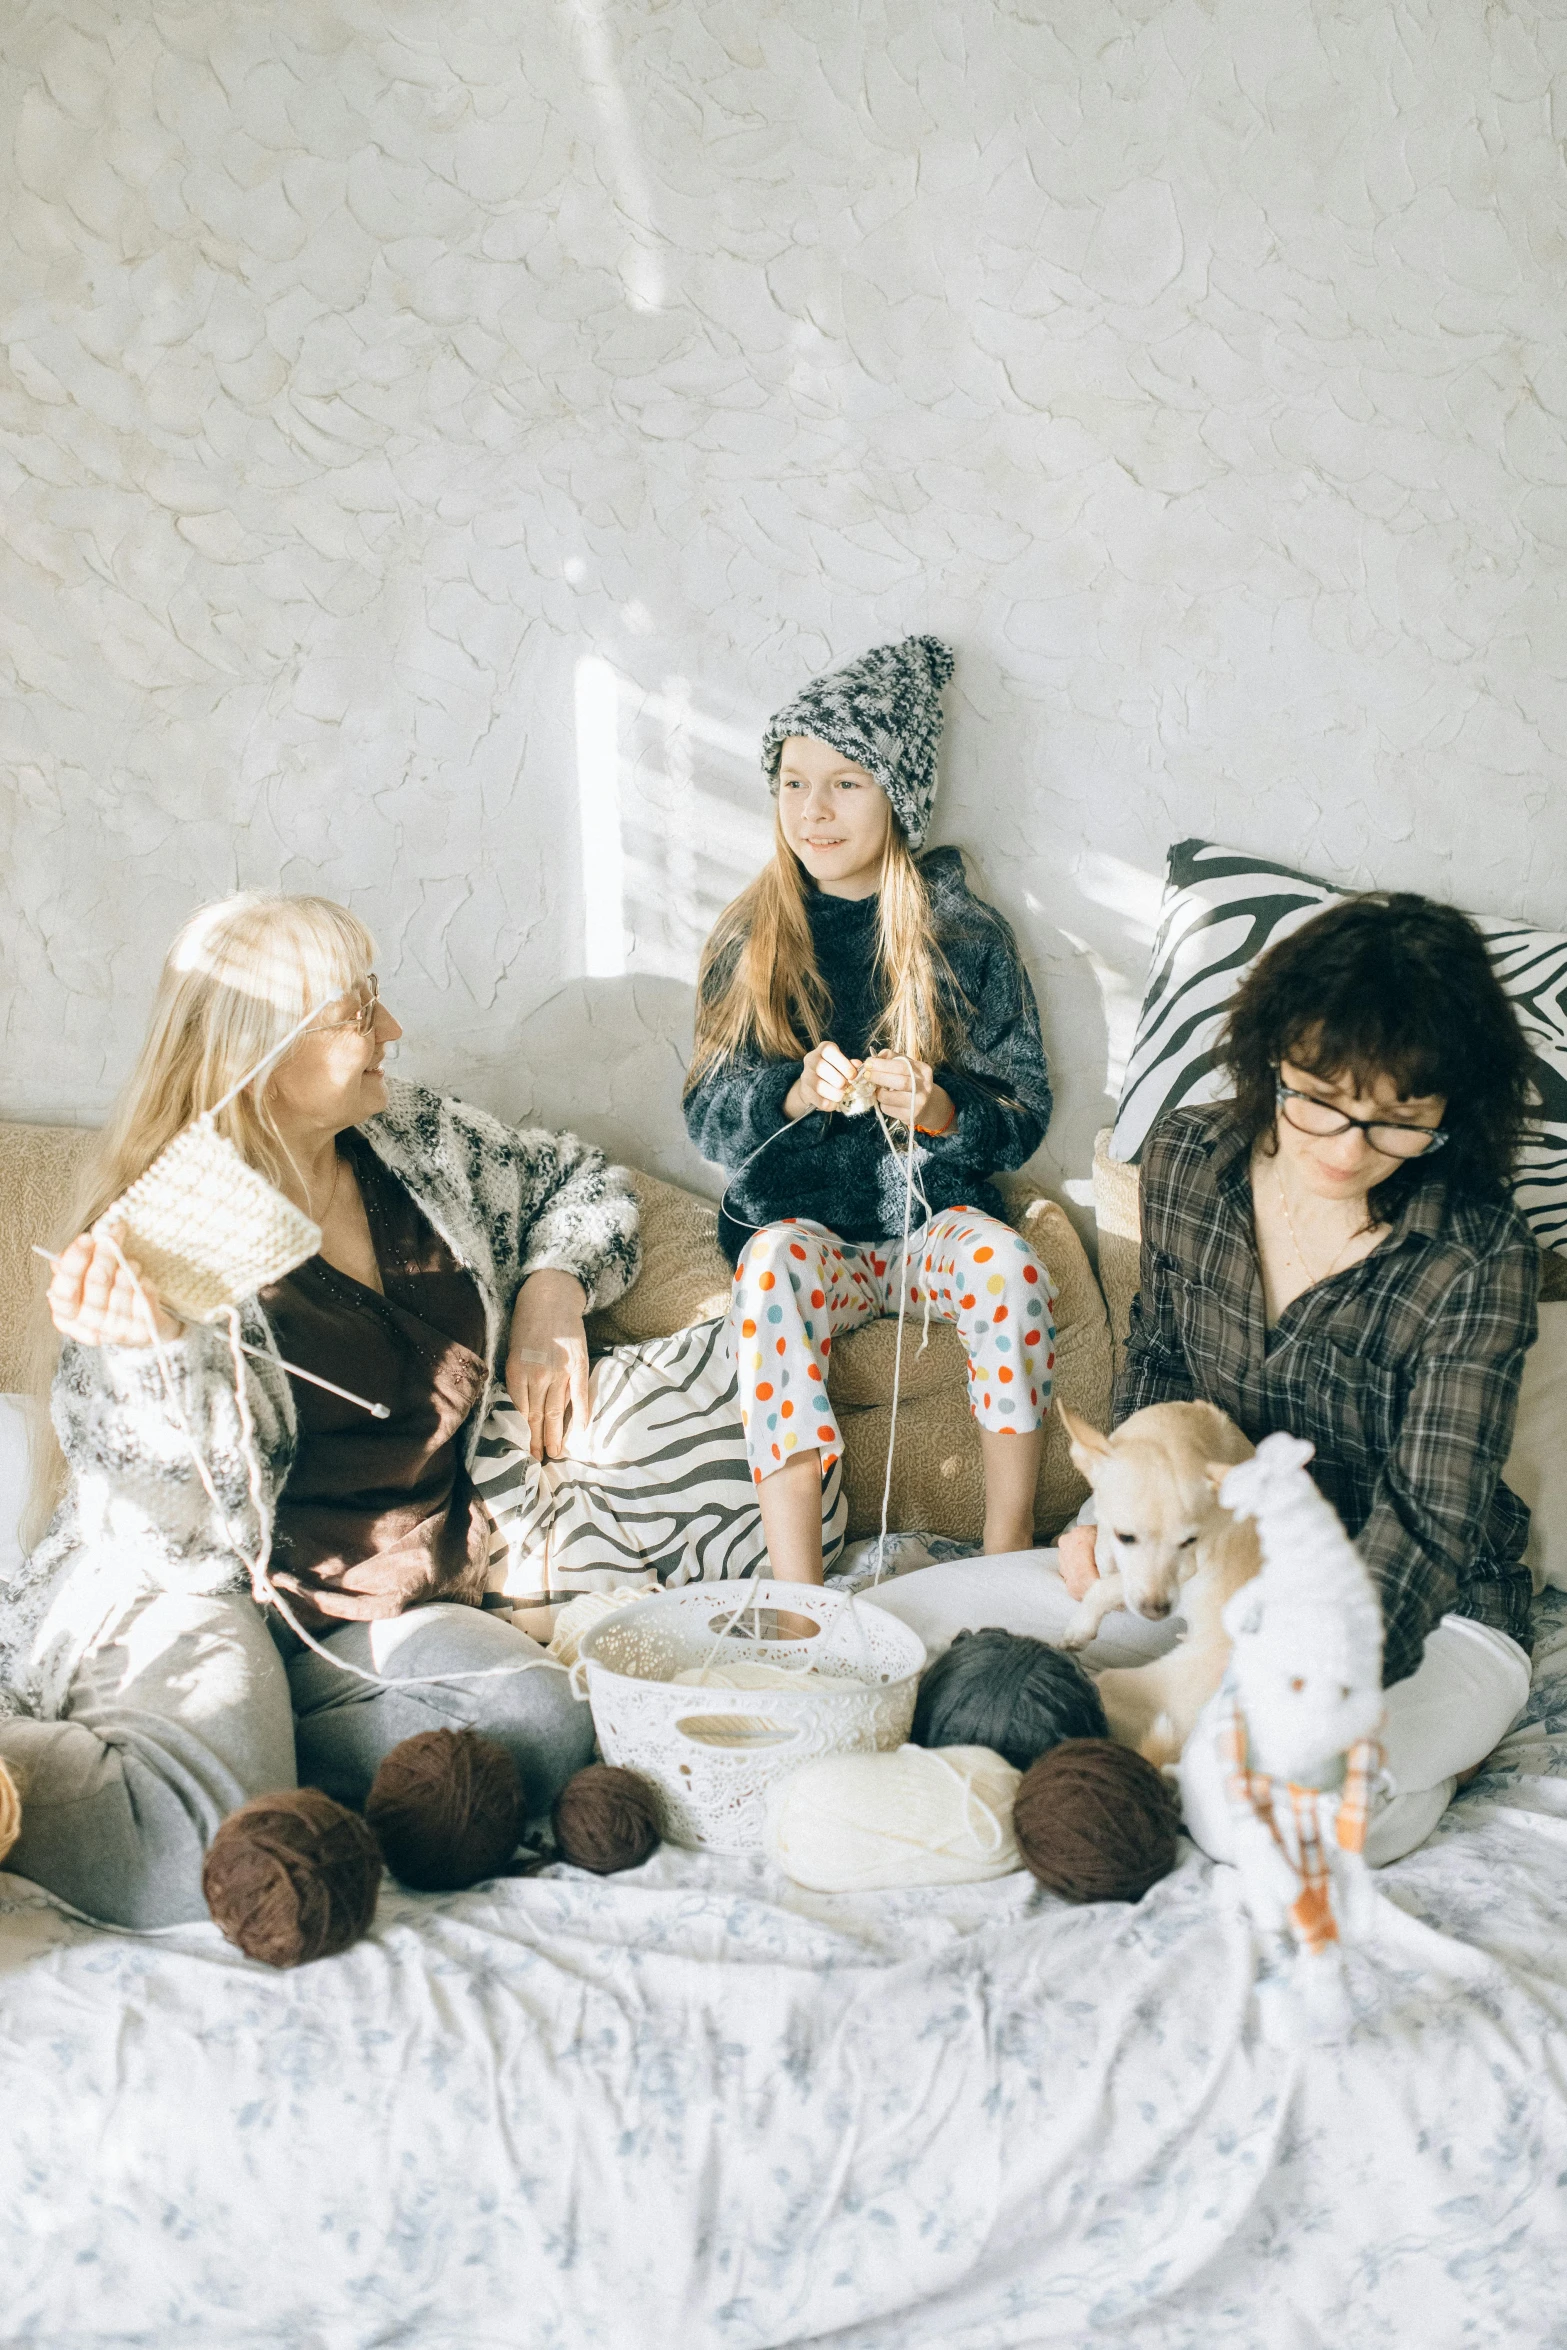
[729,1210,1056,1483]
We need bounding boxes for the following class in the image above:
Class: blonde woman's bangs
[77,891,381,1229]
[170,895,374,1026]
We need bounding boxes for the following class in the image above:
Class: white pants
[1178,1613,1532,1868]
[862,1547,1182,1667]
[865,1559,1533,1868]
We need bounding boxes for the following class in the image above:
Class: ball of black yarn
[365,1728,524,1892]
[910,1627,1108,1774]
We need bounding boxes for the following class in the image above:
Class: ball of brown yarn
[1013,1738,1180,1905]
[553,1764,662,1875]
[203,1788,381,1968]
[365,1728,523,1892]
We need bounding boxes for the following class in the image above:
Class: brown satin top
[259,1132,492,1630]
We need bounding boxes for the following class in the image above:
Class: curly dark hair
[1221,892,1535,1215]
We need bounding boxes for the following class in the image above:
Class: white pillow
[0,1394,28,1583]
[1505,1306,1567,1593]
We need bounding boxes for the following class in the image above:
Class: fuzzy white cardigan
[0,1081,640,1719]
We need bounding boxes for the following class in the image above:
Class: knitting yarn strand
[97,1238,569,1700]
[714,1054,935,1589]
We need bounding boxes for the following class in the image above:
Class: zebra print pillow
[1109,839,1567,1257]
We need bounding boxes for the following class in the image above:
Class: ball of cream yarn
[0,1757,20,1866]
[545,1587,647,1667]
[764,1744,1021,1892]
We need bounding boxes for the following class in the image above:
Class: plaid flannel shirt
[1116,1106,1540,1688]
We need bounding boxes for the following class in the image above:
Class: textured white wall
[4,0,1567,1226]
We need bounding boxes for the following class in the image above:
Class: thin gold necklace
[1273,1158,1361,1286]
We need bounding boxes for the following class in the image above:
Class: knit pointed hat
[761,635,955,850]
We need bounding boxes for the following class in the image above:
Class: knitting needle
[237,1346,391,1417]
[33,1246,391,1417]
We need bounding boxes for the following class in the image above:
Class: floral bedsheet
[5,1598,1567,2350]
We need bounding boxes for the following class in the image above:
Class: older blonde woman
[0,892,639,1928]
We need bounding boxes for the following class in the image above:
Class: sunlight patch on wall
[1072,851,1165,948]
[1061,930,1145,1100]
[574,654,771,985]
[567,0,666,311]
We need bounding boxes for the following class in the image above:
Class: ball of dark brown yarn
[553,1764,662,1875]
[203,1788,381,1968]
[366,1728,523,1892]
[1013,1739,1180,1905]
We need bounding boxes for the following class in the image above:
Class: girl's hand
[506,1270,591,1462]
[785,1041,860,1120]
[859,1055,954,1133]
[1057,1522,1100,1600]
[47,1229,181,1348]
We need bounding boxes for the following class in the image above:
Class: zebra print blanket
[473,1319,846,1594]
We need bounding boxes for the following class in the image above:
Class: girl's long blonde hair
[25,893,375,1541]
[687,813,954,1082]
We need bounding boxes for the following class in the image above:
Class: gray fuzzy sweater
[0,1080,640,1720]
[684,848,1053,1263]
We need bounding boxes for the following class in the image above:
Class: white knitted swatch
[97,1117,321,1322]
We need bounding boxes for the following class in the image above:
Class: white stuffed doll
[1214,1433,1388,1982]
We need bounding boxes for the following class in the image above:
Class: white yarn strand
[715,1055,937,1591]
[204,994,347,1121]
[78,1033,938,1690]
[52,978,571,1693]
[98,1242,564,1694]
[869,1058,936,1585]
[33,1249,386,1419]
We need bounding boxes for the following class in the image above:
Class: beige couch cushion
[584,1169,732,1344]
[0,1123,95,1392]
[1091,1130,1141,1379]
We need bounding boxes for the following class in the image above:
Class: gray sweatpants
[0,1592,594,1930]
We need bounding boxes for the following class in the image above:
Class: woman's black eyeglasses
[1275,1076,1447,1159]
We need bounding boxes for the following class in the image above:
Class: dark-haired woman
[1059,891,1539,1864]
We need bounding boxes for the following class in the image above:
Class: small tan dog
[1057,1400,1261,1766]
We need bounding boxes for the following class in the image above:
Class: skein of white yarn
[765,1743,1021,1892]
[545,1586,649,1668]
[0,1757,20,1865]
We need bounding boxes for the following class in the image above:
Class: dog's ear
[1203,1459,1234,1497]
[1057,1399,1111,1476]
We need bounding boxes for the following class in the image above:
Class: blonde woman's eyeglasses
[317,975,380,1035]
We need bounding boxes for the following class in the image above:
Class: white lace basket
[574,1580,927,1853]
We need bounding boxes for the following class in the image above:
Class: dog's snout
[1135,1597,1173,1620]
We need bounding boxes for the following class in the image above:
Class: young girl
[684,634,1057,1586]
